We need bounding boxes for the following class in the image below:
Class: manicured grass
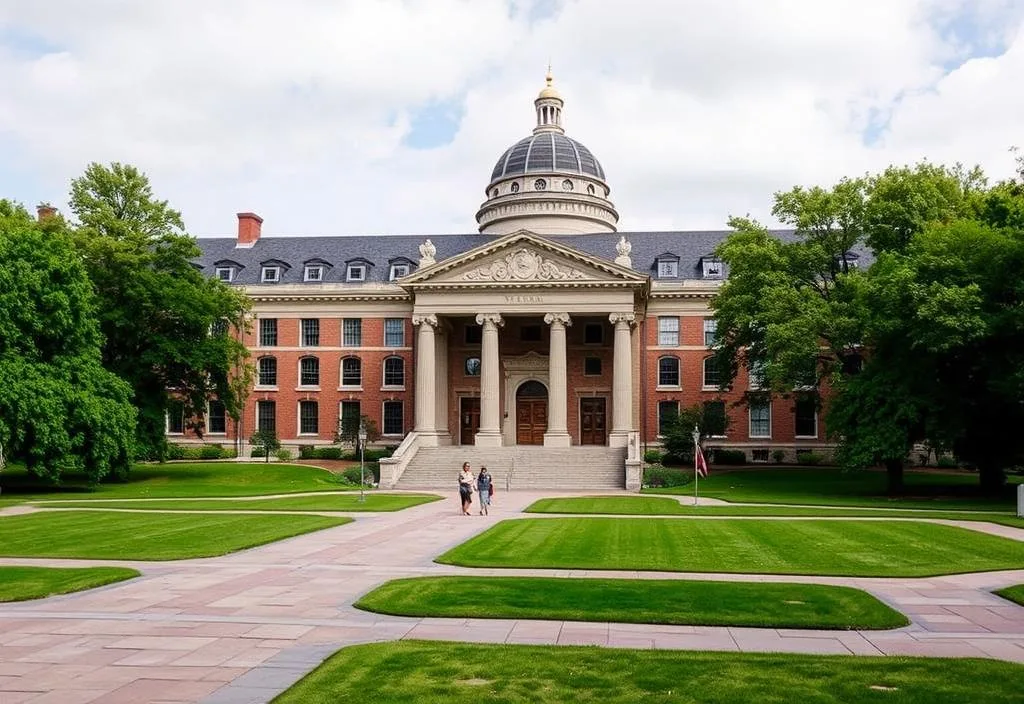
[437,518,1024,577]
[525,496,1024,528]
[0,566,140,602]
[0,511,350,560]
[273,641,1024,704]
[0,462,350,502]
[355,576,908,629]
[994,584,1024,607]
[643,468,1019,511]
[36,493,441,512]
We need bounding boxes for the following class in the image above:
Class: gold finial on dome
[538,63,562,100]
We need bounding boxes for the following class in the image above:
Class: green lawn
[437,518,1024,577]
[0,511,350,560]
[0,566,140,602]
[644,468,1020,511]
[994,584,1024,607]
[355,576,908,630]
[272,641,1024,704]
[0,462,351,502]
[525,496,1024,528]
[36,493,441,512]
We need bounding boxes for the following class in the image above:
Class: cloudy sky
[1,0,1022,237]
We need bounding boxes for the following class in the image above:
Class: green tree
[68,163,252,459]
[249,429,280,463]
[660,403,728,465]
[336,414,380,455]
[0,201,136,482]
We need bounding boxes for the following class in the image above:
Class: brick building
[176,71,833,489]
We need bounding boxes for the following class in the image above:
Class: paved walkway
[1,492,1023,703]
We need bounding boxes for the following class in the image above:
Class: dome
[490,133,607,182]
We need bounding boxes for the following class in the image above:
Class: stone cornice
[243,286,411,304]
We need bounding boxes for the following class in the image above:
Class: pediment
[400,231,648,289]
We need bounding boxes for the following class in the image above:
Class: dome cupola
[476,69,618,236]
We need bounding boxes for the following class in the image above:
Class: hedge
[167,444,237,461]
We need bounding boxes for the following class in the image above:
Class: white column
[434,324,450,444]
[475,312,504,446]
[412,313,438,445]
[543,312,572,447]
[609,312,636,447]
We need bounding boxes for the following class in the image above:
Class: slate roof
[194,230,871,286]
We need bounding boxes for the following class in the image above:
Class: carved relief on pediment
[460,248,588,282]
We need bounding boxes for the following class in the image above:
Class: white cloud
[0,0,1021,235]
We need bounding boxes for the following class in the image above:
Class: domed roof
[490,133,606,182]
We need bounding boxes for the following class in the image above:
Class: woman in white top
[458,463,474,516]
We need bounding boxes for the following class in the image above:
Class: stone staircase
[394,446,627,490]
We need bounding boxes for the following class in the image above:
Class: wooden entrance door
[515,380,547,445]
[580,397,607,445]
[460,397,480,445]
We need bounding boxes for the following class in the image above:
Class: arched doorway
[516,380,548,445]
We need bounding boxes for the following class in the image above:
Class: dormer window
[701,257,723,279]
[657,260,678,278]
[389,264,410,280]
[304,265,324,282]
[835,251,860,271]
[261,266,280,283]
[346,264,366,282]
[216,267,234,282]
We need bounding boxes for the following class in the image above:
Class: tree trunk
[978,462,1006,494]
[884,458,904,496]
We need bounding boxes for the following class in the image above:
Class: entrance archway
[515,380,548,445]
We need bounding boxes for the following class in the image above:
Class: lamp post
[692,424,701,507]
[358,422,367,503]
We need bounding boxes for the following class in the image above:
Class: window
[259,318,278,347]
[384,318,405,347]
[210,318,229,337]
[389,263,409,280]
[703,319,718,346]
[207,400,226,434]
[340,401,360,433]
[301,319,320,347]
[383,401,404,435]
[346,264,366,282]
[465,357,481,376]
[341,357,361,387]
[520,324,542,342]
[702,258,723,278]
[749,400,771,438]
[795,397,818,438]
[751,449,769,463]
[534,178,547,190]
[299,400,319,435]
[658,356,680,387]
[216,267,234,282]
[510,182,520,194]
[657,260,678,278]
[383,357,405,387]
[748,359,766,390]
[166,402,185,434]
[584,357,602,376]
[587,184,595,195]
[658,400,679,436]
[703,400,727,437]
[257,357,277,386]
[562,179,574,191]
[703,357,721,389]
[299,357,320,386]
[261,266,280,283]
[465,325,482,345]
[342,318,362,347]
[304,265,323,282]
[658,317,679,346]
[584,323,603,344]
[257,400,276,432]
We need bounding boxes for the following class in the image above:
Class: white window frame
[748,360,766,390]
[342,318,362,347]
[748,400,771,439]
[702,259,723,278]
[657,356,681,389]
[261,266,280,283]
[382,400,404,436]
[703,319,718,347]
[298,356,320,388]
[795,399,819,439]
[304,265,324,282]
[389,263,410,280]
[702,356,721,390]
[256,356,278,388]
[255,400,276,433]
[300,318,320,347]
[658,317,679,346]
[205,400,227,435]
[346,264,366,282]
[382,356,405,389]
[165,405,185,435]
[340,357,362,389]
[297,400,319,436]
[384,318,405,347]
[657,259,678,278]
[216,267,234,282]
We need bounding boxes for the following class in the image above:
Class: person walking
[477,466,494,516]
[458,462,474,516]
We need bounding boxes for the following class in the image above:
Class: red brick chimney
[36,204,58,222]
[236,212,263,247]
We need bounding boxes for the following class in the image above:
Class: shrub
[275,448,292,462]
[937,455,958,469]
[661,451,693,467]
[166,444,185,460]
[198,445,224,460]
[712,449,746,465]
[796,452,825,466]
[772,449,786,464]
[298,445,316,459]
[644,449,665,464]
[643,466,690,488]
[343,462,380,485]
[316,447,344,460]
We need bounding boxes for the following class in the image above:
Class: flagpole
[692,424,700,507]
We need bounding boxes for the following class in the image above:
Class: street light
[692,424,701,507]
[357,422,368,503]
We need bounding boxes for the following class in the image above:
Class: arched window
[658,356,680,387]
[510,182,520,194]
[341,357,361,388]
[299,357,320,387]
[492,188,499,198]
[587,184,596,195]
[703,356,721,389]
[257,357,277,386]
[383,356,405,387]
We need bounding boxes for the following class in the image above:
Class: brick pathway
[1,492,1023,703]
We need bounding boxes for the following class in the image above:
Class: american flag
[696,444,709,478]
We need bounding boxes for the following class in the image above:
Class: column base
[543,432,572,448]
[474,430,504,447]
[608,431,631,448]
[415,431,442,447]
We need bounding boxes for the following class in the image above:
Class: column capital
[475,313,505,328]
[609,312,636,326]
[543,312,572,327]
[412,313,438,328]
